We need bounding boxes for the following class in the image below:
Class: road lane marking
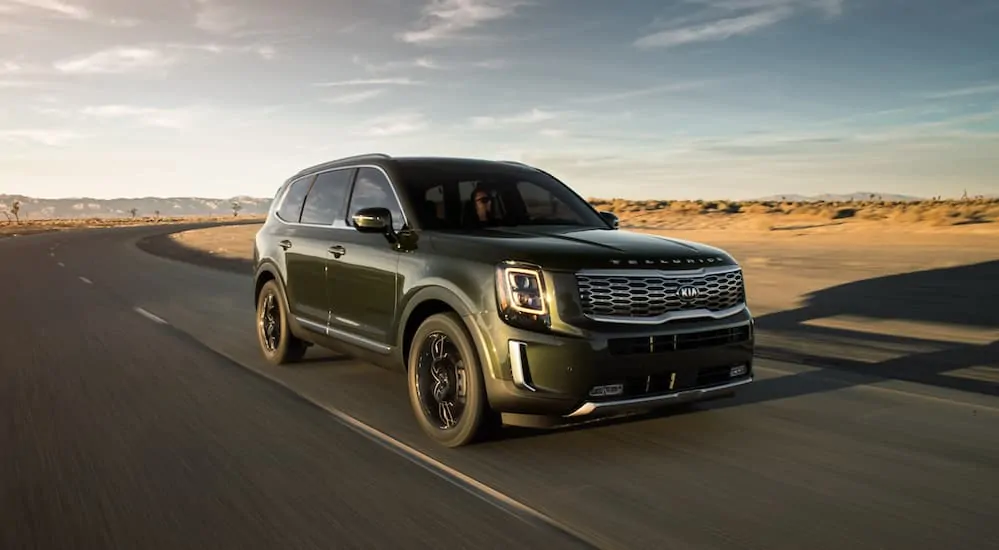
[231,359,602,549]
[78,276,92,285]
[57,262,65,267]
[134,307,169,325]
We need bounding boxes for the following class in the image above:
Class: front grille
[607,324,751,356]
[576,269,744,320]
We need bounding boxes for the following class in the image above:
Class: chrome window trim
[273,163,410,230]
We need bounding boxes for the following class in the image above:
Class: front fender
[397,282,500,385]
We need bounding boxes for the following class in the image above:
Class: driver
[471,184,501,224]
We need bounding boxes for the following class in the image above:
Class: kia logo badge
[677,286,699,300]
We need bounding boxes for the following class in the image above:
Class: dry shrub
[830,207,857,220]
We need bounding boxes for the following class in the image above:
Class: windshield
[393,161,609,231]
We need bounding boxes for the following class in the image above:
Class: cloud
[470,108,560,128]
[322,89,386,105]
[352,55,506,72]
[399,0,528,45]
[353,55,445,72]
[354,113,428,137]
[921,82,999,100]
[0,79,48,88]
[193,0,248,35]
[636,7,791,49]
[166,42,278,61]
[54,47,176,74]
[0,128,85,146]
[80,105,201,129]
[6,0,90,20]
[571,81,712,104]
[539,128,567,138]
[313,77,425,87]
[637,0,843,49]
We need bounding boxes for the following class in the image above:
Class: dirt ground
[0,215,265,239]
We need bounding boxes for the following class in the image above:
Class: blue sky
[1,0,997,200]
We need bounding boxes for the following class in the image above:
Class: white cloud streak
[921,82,999,100]
[54,47,176,74]
[6,0,90,20]
[637,0,845,49]
[636,7,791,48]
[322,89,386,105]
[313,77,424,87]
[354,113,429,137]
[571,81,712,104]
[0,128,85,146]
[399,0,528,45]
[470,107,560,128]
[80,105,202,129]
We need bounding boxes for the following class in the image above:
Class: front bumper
[479,308,755,418]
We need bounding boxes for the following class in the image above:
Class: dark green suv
[252,154,754,447]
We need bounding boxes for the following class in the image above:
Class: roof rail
[295,153,392,177]
[498,160,538,170]
[335,152,391,163]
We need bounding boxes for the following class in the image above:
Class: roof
[292,153,541,179]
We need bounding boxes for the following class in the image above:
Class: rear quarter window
[276,177,314,223]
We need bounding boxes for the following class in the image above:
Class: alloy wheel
[415,331,467,430]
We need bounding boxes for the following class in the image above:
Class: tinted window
[393,163,606,230]
[276,176,313,222]
[346,167,405,230]
[300,169,352,225]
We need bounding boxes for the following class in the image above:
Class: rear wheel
[256,279,307,365]
[407,312,495,447]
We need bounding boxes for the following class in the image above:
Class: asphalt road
[3,224,998,550]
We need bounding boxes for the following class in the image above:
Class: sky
[1,0,998,201]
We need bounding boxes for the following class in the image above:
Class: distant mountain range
[0,194,272,220]
[752,192,928,202]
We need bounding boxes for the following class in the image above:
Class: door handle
[279,239,292,250]
[329,245,346,258]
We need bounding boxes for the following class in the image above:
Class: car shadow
[750,259,999,398]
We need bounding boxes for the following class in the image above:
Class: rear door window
[300,168,354,225]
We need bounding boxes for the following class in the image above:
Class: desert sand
[0,215,266,238]
[168,198,999,314]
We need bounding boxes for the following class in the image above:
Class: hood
[426,226,737,271]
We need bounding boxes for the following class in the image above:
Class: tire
[407,312,496,448]
[256,279,308,366]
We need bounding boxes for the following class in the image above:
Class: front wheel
[256,279,307,366]
[407,312,495,447]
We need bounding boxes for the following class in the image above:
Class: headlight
[496,262,550,330]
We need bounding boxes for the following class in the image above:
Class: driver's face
[474,192,492,220]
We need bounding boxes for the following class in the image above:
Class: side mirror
[352,207,392,233]
[599,211,619,229]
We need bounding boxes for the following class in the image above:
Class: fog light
[589,384,624,397]
[730,364,748,377]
